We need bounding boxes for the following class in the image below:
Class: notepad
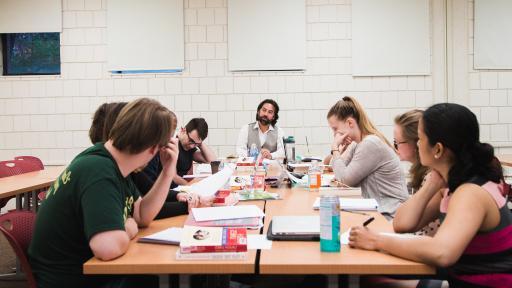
[312,198,379,210]
[138,227,183,245]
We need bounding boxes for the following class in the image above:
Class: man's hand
[125,217,138,240]
[177,192,200,211]
[261,148,272,159]
[160,138,179,178]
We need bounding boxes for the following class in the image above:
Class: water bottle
[308,160,321,192]
[249,143,259,161]
[320,195,340,252]
[285,136,295,163]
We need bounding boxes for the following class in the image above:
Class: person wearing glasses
[140,118,216,189]
[328,96,408,217]
[350,103,512,287]
[394,110,440,237]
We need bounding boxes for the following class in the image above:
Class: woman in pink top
[349,103,512,288]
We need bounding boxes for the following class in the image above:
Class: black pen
[363,217,375,227]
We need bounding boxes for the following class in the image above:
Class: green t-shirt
[28,143,140,288]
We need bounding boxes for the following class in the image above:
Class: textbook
[137,227,183,245]
[180,226,248,253]
[312,197,378,210]
[175,250,247,260]
[184,213,262,229]
[212,189,239,206]
[229,175,252,190]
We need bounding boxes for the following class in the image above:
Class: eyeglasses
[187,132,202,147]
[393,140,408,150]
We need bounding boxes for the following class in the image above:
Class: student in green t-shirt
[28,98,179,288]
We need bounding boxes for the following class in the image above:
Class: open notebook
[312,197,378,211]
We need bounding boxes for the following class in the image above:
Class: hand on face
[332,132,352,153]
[348,226,379,251]
[160,137,179,178]
[423,170,447,195]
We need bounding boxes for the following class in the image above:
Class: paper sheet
[191,205,265,222]
[188,166,234,197]
[195,163,212,174]
[138,227,183,245]
[182,174,211,179]
[247,234,272,250]
[313,197,378,210]
[340,228,351,245]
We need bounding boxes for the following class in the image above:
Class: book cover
[184,213,261,228]
[236,157,255,166]
[212,189,239,206]
[180,226,248,253]
[175,250,248,260]
[229,175,252,190]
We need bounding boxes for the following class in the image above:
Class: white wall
[0,0,511,165]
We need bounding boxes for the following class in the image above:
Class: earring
[434,155,439,159]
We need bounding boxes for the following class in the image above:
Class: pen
[363,217,375,227]
[341,209,370,216]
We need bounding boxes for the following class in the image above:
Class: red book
[213,190,239,206]
[180,226,248,253]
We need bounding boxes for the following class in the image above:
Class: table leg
[23,193,29,210]
[31,189,38,212]
[15,195,22,210]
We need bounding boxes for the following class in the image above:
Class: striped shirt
[439,178,512,287]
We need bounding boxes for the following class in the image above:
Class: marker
[362,217,375,227]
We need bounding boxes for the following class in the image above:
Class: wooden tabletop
[83,201,265,275]
[498,154,512,167]
[259,187,435,275]
[0,166,65,199]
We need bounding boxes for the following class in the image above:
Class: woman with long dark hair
[350,103,512,287]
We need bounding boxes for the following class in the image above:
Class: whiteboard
[228,0,306,71]
[474,0,512,69]
[0,0,61,33]
[107,0,184,72]
[352,0,430,76]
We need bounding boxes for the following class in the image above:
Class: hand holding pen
[347,217,379,251]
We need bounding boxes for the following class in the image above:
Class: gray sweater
[332,135,409,216]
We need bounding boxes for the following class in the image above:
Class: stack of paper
[138,227,183,245]
[312,197,379,210]
[192,205,265,221]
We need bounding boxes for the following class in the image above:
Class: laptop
[271,216,320,236]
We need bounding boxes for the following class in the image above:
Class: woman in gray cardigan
[328,96,409,216]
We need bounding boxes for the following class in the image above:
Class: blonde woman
[328,96,408,216]
[394,110,440,236]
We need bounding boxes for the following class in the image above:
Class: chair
[0,160,44,212]
[0,211,37,288]
[14,156,44,170]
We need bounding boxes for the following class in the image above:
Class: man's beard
[257,114,271,126]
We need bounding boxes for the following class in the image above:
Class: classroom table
[0,166,65,211]
[260,187,435,275]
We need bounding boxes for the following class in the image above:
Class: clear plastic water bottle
[308,160,321,192]
[284,136,296,164]
[320,195,340,252]
[249,143,259,161]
